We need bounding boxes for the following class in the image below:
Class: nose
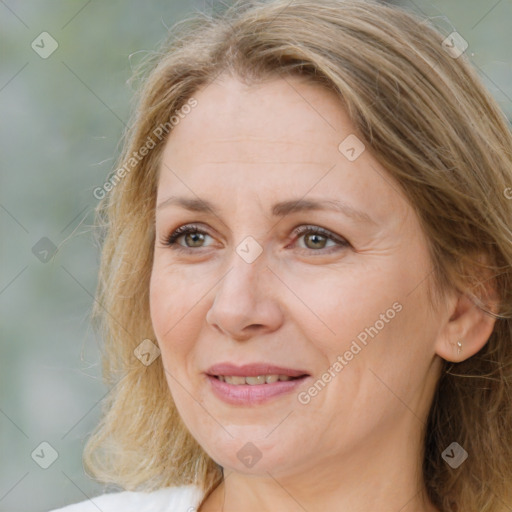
[205,250,284,341]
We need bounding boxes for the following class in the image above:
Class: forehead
[163,75,350,162]
[157,75,408,223]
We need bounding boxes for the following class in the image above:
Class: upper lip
[206,362,310,378]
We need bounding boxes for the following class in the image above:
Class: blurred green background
[1,1,510,511]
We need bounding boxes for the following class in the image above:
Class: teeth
[218,374,296,385]
[245,376,267,385]
[223,376,246,385]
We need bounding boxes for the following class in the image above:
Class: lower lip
[206,375,309,405]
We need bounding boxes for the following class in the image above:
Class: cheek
[149,269,210,432]
[281,264,397,350]
[149,267,188,356]
[149,264,207,366]
[150,262,193,330]
[289,260,428,399]
[149,269,169,339]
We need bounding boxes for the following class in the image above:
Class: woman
[51,0,512,510]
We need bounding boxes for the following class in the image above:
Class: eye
[290,225,350,253]
[159,223,350,254]
[160,223,213,250]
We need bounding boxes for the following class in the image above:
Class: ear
[434,256,499,363]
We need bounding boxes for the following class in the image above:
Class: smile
[206,374,310,405]
[214,374,302,385]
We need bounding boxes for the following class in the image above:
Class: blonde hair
[83,1,512,510]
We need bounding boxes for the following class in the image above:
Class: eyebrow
[156,195,376,225]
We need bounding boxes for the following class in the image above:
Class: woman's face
[150,74,446,481]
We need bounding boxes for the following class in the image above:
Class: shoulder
[48,484,204,512]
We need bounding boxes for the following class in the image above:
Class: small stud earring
[457,340,462,354]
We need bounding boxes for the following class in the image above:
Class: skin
[149,74,496,512]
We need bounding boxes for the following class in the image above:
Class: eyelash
[159,223,350,254]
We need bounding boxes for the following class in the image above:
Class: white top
[48,484,205,512]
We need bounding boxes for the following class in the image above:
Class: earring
[457,340,462,354]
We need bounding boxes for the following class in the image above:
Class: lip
[206,374,310,405]
[205,362,310,378]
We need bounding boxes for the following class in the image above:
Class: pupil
[307,233,326,249]
[187,233,204,247]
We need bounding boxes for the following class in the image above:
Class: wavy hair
[83,1,512,510]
